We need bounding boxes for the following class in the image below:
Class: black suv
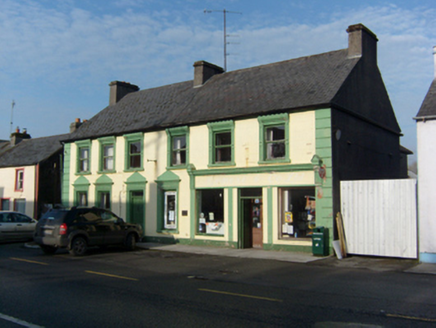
[34,207,143,256]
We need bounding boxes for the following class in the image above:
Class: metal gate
[340,179,417,259]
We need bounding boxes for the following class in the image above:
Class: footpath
[137,242,436,275]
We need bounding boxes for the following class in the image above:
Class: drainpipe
[34,164,40,219]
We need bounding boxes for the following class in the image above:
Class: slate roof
[0,134,69,168]
[416,79,436,118]
[66,49,361,141]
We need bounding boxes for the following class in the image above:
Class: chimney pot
[10,127,31,146]
[109,81,139,106]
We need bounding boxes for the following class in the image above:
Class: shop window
[197,189,224,235]
[124,133,143,171]
[98,137,116,173]
[207,121,235,166]
[279,187,315,239]
[166,126,189,168]
[75,140,91,174]
[258,114,289,163]
[164,191,177,230]
[15,169,24,191]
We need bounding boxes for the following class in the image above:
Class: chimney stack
[346,24,378,63]
[109,81,139,106]
[433,46,436,78]
[70,118,83,133]
[10,127,31,146]
[193,61,224,87]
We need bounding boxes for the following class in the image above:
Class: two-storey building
[62,24,406,253]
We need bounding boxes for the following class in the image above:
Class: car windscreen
[40,209,68,223]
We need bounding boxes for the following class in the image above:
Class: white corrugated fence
[340,179,417,259]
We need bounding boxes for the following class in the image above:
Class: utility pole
[204,9,241,72]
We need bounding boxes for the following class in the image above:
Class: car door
[100,210,124,245]
[14,213,37,240]
[0,212,19,241]
[76,209,105,245]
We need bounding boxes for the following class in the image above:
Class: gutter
[414,115,436,122]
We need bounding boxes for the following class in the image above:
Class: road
[0,242,435,327]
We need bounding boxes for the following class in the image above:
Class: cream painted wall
[290,111,316,164]
[0,165,36,218]
[67,110,317,244]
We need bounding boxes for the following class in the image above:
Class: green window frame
[258,113,290,164]
[166,126,189,169]
[207,121,235,167]
[73,176,90,206]
[98,137,116,173]
[75,140,91,174]
[124,133,143,171]
[94,175,113,210]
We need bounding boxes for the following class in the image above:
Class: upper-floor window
[79,147,90,172]
[166,126,189,168]
[265,125,285,159]
[75,140,91,174]
[124,133,143,171]
[207,121,235,167]
[15,169,24,191]
[98,137,116,173]
[258,114,290,163]
[103,145,114,170]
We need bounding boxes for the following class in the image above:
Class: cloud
[0,0,434,161]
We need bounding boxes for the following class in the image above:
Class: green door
[129,191,144,233]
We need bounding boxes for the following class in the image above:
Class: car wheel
[69,236,87,256]
[124,233,136,251]
[40,245,58,255]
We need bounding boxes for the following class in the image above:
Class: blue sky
[1,0,435,163]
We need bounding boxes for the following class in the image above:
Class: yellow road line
[85,270,138,281]
[10,257,48,265]
[199,288,283,302]
[386,313,436,323]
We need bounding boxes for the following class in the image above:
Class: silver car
[0,211,37,242]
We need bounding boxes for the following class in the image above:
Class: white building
[415,46,436,263]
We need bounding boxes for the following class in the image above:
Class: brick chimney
[109,81,139,106]
[70,118,83,133]
[193,61,224,87]
[346,24,378,63]
[10,127,31,146]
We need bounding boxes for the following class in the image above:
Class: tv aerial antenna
[204,9,242,72]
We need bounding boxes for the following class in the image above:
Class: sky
[1,0,435,164]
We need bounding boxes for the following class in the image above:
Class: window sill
[208,162,236,168]
[124,168,144,173]
[75,172,91,176]
[97,170,116,174]
[258,159,290,165]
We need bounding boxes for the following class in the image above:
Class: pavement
[25,241,436,275]
[136,242,436,275]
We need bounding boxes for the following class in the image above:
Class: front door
[239,188,263,249]
[129,191,144,232]
[251,200,263,248]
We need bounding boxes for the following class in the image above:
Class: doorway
[239,188,263,249]
[129,190,145,232]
